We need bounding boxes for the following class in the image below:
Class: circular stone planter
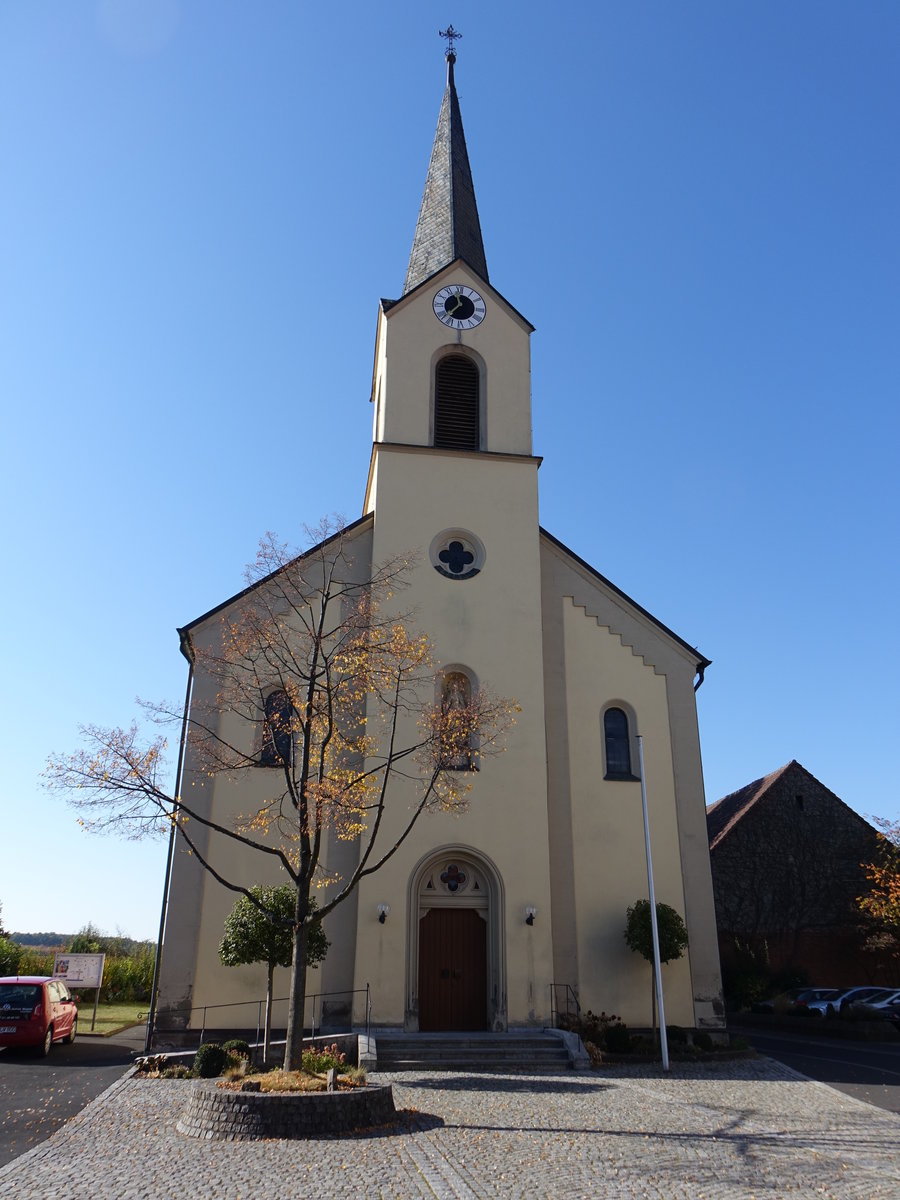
[177,1079,396,1140]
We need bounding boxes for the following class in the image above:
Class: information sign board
[53,952,106,989]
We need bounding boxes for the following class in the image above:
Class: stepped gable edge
[540,527,711,680]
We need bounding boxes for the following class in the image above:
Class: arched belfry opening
[434,354,480,450]
[407,846,506,1031]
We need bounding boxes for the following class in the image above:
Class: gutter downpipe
[144,629,195,1054]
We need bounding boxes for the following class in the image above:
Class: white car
[851,988,900,1010]
[804,986,889,1015]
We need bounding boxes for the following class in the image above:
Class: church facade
[154,52,725,1039]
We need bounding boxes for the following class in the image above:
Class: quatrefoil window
[439,541,474,575]
[440,864,467,893]
[430,529,484,581]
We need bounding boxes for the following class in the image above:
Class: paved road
[1,1058,898,1198]
[0,1027,144,1168]
[735,1025,900,1114]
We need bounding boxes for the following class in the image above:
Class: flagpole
[637,734,670,1071]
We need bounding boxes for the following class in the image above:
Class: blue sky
[2,2,898,940]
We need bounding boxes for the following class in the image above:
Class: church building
[154,47,725,1039]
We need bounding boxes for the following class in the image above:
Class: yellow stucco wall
[559,598,695,1026]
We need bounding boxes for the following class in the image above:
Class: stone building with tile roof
[707,760,890,986]
[152,49,724,1042]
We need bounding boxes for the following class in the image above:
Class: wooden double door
[418,907,487,1031]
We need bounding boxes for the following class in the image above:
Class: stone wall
[711,765,879,935]
[177,1080,396,1140]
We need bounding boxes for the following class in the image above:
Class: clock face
[433,285,486,330]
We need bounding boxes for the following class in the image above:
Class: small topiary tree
[193,1042,227,1078]
[219,885,329,1062]
[624,899,689,1046]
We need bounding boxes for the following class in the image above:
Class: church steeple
[403,42,489,296]
[365,31,534,483]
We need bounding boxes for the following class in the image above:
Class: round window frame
[429,529,486,581]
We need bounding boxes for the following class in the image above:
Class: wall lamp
[525,906,537,926]
[377,904,391,924]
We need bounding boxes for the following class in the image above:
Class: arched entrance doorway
[407,847,506,1032]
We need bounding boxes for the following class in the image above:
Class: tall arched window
[603,707,633,779]
[261,689,294,767]
[441,671,473,770]
[434,355,480,450]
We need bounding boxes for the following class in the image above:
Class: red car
[0,976,78,1055]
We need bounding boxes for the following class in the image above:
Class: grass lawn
[77,1001,146,1036]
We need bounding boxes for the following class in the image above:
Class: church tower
[365,47,536,480]
[357,43,554,1031]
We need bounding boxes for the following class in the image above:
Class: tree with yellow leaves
[858,818,900,934]
[45,522,515,1070]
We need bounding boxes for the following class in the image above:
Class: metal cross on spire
[439,24,462,60]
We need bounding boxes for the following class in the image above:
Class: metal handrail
[152,987,371,1048]
[549,982,581,1028]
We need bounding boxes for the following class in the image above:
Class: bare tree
[46,522,514,1070]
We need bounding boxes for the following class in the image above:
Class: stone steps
[373,1033,572,1073]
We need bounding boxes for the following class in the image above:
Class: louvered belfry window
[434,355,480,450]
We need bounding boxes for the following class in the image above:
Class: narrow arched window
[441,671,473,769]
[434,355,480,450]
[604,707,633,779]
[261,689,294,767]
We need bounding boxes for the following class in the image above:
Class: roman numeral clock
[433,285,486,330]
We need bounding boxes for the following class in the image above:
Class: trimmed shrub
[693,1031,714,1051]
[223,1038,251,1058]
[193,1043,227,1079]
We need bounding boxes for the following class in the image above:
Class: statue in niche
[441,672,472,770]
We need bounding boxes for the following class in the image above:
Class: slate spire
[403,49,489,296]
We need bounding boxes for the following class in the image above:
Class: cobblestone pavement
[1,1058,898,1199]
